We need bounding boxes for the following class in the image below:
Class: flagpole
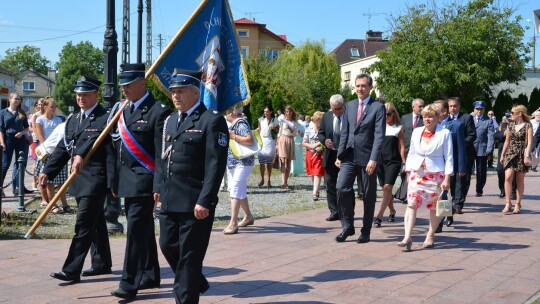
[24,101,130,239]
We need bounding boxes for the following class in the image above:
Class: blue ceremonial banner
[147,0,250,112]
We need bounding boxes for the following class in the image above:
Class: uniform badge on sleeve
[218,132,228,147]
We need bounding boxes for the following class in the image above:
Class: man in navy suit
[433,99,467,232]
[334,74,385,244]
[472,101,495,197]
[448,97,476,214]
[318,94,345,221]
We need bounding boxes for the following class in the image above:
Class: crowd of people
[3,70,539,304]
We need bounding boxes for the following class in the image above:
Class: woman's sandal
[513,203,521,214]
[51,206,62,214]
[40,201,48,208]
[502,202,513,214]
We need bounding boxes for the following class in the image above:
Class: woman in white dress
[257,104,279,188]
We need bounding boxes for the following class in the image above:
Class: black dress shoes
[81,267,112,277]
[455,207,463,214]
[200,276,210,294]
[357,234,370,244]
[476,192,483,197]
[325,214,339,221]
[335,230,355,242]
[111,288,136,300]
[499,191,505,198]
[139,281,160,290]
[446,216,454,227]
[50,271,80,283]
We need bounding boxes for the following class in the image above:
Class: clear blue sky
[0,0,538,68]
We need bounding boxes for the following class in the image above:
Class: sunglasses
[385,112,394,117]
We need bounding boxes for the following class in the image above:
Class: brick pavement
[1,172,540,303]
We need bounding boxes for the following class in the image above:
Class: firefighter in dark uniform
[42,76,114,283]
[155,69,228,304]
[110,63,172,300]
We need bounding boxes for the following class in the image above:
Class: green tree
[366,0,529,114]
[513,93,529,107]
[271,40,341,116]
[243,54,275,127]
[54,41,103,112]
[493,90,513,117]
[0,45,50,74]
[529,87,540,113]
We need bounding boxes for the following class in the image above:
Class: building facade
[234,18,293,59]
[15,69,56,111]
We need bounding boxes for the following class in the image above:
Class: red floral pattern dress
[407,130,445,209]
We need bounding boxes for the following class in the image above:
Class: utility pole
[137,0,143,64]
[146,0,152,66]
[155,34,164,54]
[122,0,130,65]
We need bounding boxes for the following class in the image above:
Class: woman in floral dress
[302,111,325,200]
[500,105,534,214]
[398,104,453,251]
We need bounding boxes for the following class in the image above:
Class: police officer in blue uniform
[110,63,172,300]
[155,69,228,304]
[42,76,114,283]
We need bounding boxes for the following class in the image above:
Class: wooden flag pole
[24,101,129,239]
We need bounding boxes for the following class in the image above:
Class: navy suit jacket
[534,125,540,150]
[444,118,467,174]
[337,97,385,165]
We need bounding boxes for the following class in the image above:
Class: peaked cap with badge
[168,68,202,89]
[74,76,102,92]
[118,63,146,86]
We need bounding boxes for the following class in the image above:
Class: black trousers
[324,152,339,217]
[475,156,488,194]
[120,196,160,293]
[454,146,475,208]
[336,156,377,237]
[159,209,214,304]
[62,194,111,275]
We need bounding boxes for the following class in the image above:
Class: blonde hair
[41,97,56,115]
[312,111,324,123]
[511,105,531,123]
[421,103,440,118]
[385,102,401,125]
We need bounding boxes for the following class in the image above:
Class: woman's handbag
[35,144,50,161]
[436,191,453,217]
[229,126,263,159]
[529,145,540,166]
[393,171,407,201]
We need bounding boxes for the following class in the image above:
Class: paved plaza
[1,170,540,303]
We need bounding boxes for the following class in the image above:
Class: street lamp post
[103,0,123,234]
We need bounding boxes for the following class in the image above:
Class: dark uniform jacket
[156,103,228,212]
[111,93,172,197]
[43,104,114,197]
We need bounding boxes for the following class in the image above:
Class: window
[351,47,360,57]
[237,30,249,38]
[344,71,351,81]
[259,49,279,61]
[241,46,249,58]
[23,81,35,91]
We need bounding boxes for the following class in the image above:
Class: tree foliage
[54,41,103,113]
[0,45,50,74]
[243,40,340,127]
[366,0,530,114]
[272,41,341,115]
[493,90,513,116]
[529,87,540,113]
[513,93,529,107]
